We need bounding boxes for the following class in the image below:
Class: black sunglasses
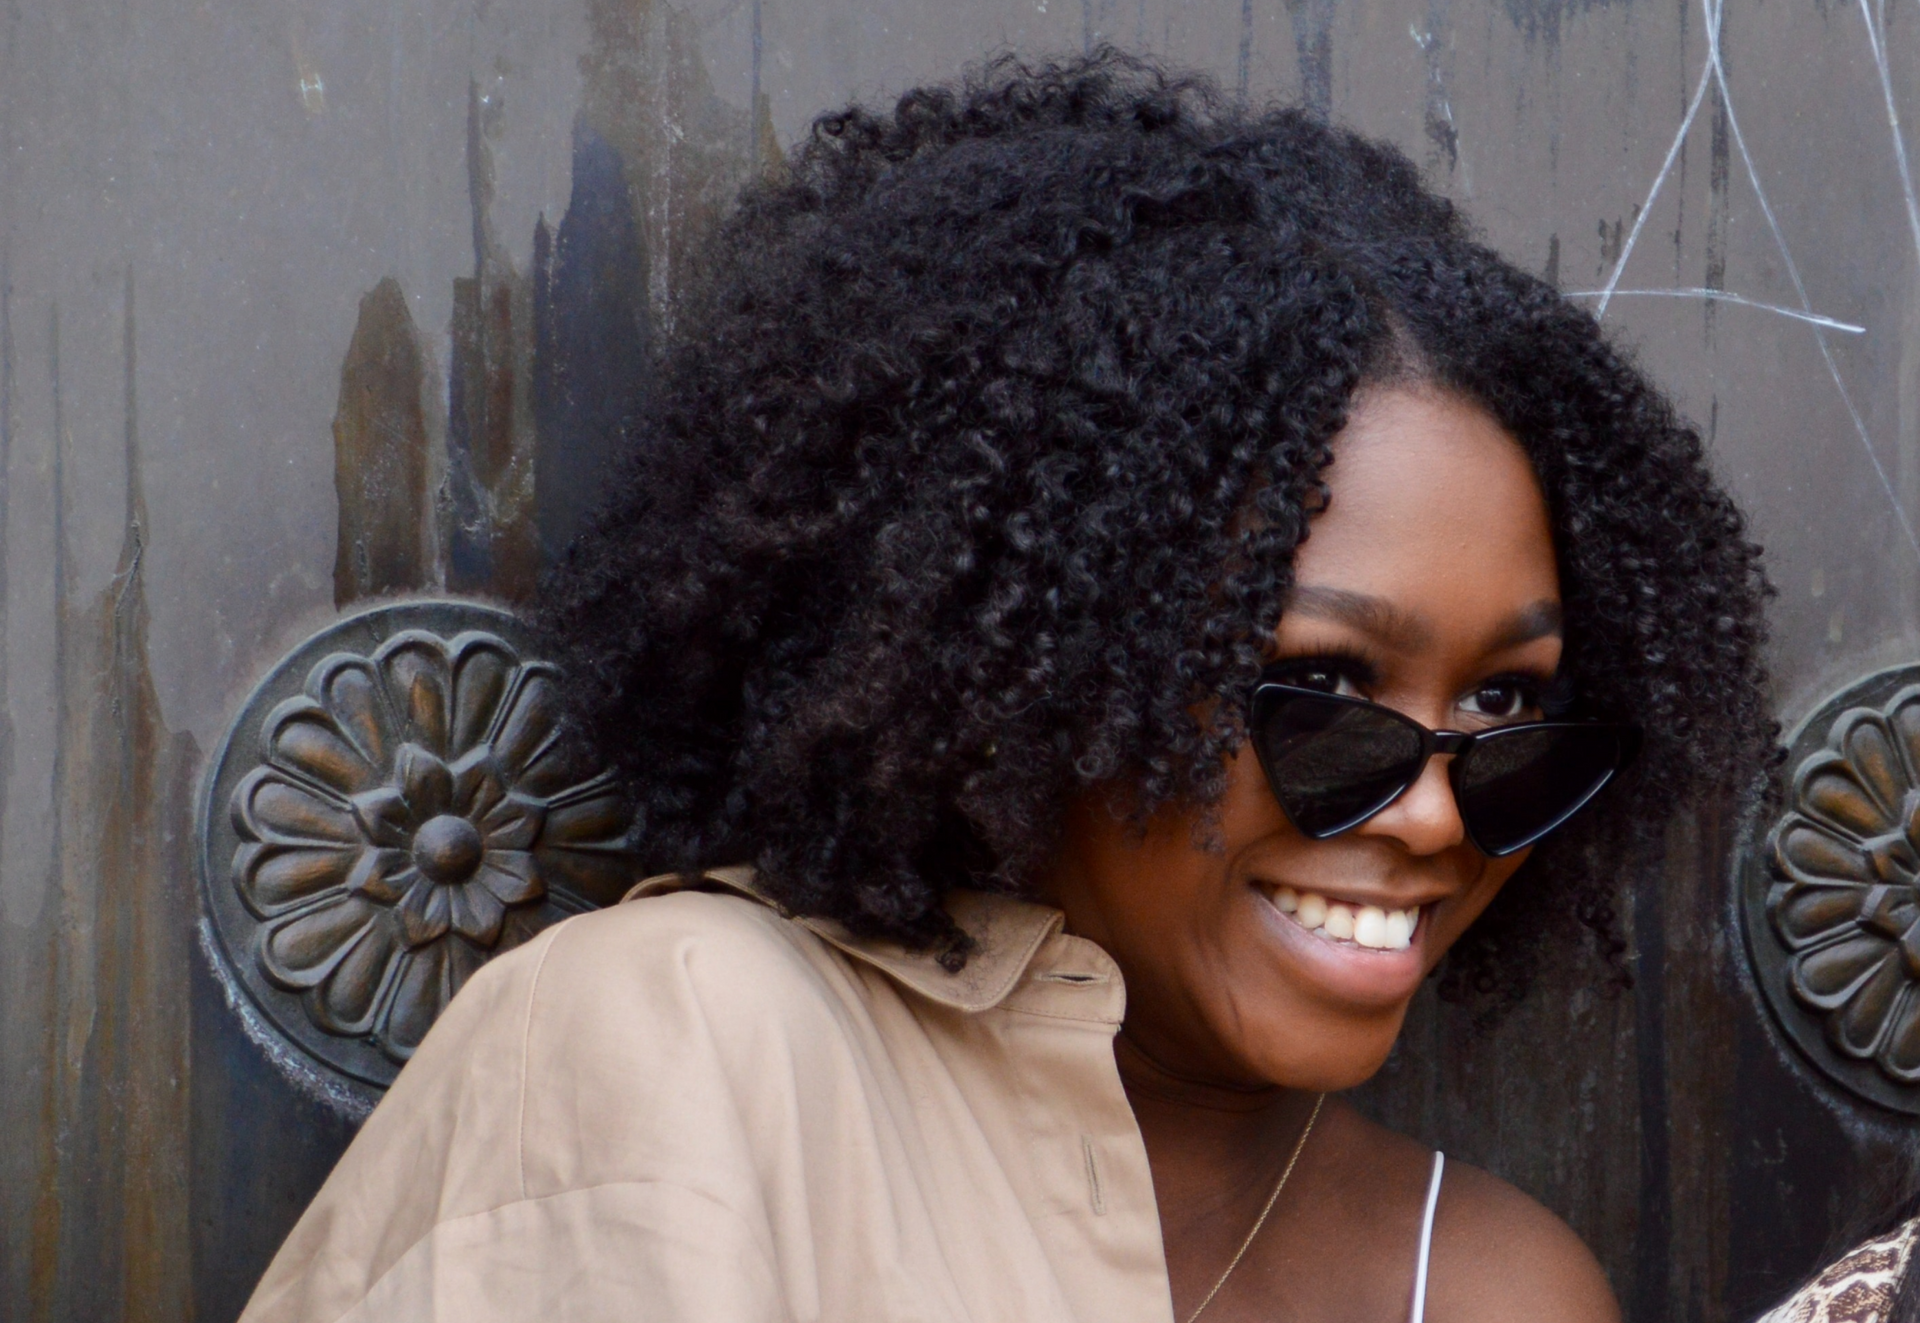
[1247,681,1639,857]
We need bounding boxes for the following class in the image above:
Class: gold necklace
[1183,1092,1325,1323]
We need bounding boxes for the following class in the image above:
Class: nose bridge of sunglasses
[1250,684,1634,853]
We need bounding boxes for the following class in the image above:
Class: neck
[1116,1030,1319,1229]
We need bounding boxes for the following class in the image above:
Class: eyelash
[1261,648,1382,693]
[1261,650,1572,716]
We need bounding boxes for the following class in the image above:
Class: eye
[1458,676,1544,723]
[1265,653,1377,698]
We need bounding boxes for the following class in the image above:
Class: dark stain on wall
[533,125,651,561]
[27,273,200,1323]
[1420,0,1461,175]
[1705,64,1732,342]
[332,277,438,608]
[1501,0,1630,46]
[446,80,540,602]
[335,0,764,601]
[1284,0,1335,120]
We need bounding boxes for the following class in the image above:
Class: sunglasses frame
[1247,681,1640,857]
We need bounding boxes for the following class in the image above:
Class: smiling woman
[237,50,1773,1323]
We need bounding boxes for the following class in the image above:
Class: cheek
[1427,848,1533,956]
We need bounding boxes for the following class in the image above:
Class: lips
[1270,885,1419,951]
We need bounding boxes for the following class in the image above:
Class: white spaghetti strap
[1409,1151,1445,1323]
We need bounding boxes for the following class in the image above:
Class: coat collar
[623,865,1067,1013]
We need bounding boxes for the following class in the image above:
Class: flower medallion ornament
[1743,665,1920,1114]
[199,601,639,1104]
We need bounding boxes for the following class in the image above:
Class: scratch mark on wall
[1595,57,1711,316]
[1700,0,1920,562]
[1856,0,1920,271]
[1596,0,1920,564]
[1567,288,1867,334]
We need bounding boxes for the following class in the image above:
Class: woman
[242,52,1772,1322]
[1757,1184,1920,1323]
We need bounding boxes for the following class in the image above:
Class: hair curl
[537,49,1774,1004]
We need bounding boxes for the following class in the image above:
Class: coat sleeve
[238,906,794,1323]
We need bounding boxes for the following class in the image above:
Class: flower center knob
[412,814,484,885]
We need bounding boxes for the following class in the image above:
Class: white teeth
[1383,909,1413,950]
[1322,903,1355,940]
[1269,888,1419,951]
[1353,906,1387,949]
[1296,892,1328,930]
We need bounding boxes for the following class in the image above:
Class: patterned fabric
[1757,1218,1920,1323]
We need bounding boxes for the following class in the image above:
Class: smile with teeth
[1270,886,1419,951]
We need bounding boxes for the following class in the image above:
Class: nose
[1357,753,1467,855]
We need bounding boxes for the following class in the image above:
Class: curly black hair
[537,48,1774,1004]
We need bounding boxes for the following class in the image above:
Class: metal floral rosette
[199,600,639,1105]
[1744,665,1920,1114]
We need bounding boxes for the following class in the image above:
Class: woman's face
[1044,385,1564,1091]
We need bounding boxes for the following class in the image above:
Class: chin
[1241,1009,1408,1092]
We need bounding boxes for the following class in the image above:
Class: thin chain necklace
[1183,1092,1326,1323]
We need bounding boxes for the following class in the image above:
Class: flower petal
[477,852,544,906]
[1840,715,1909,825]
[497,905,552,953]
[450,747,509,822]
[351,787,414,849]
[308,657,392,773]
[445,936,488,1003]
[398,878,452,948]
[448,883,506,948]
[542,779,630,847]
[1832,956,1909,1057]
[263,700,379,796]
[259,894,384,988]
[379,635,453,756]
[347,849,415,904]
[311,920,401,1034]
[481,793,545,851]
[449,637,518,755]
[1772,881,1871,945]
[1890,686,1920,781]
[1792,933,1895,1008]
[381,945,451,1058]
[233,769,358,845]
[1800,755,1899,838]
[234,843,357,915]
[536,847,636,906]
[1880,989,1920,1080]
[1775,818,1874,886]
[395,744,454,820]
[492,669,570,793]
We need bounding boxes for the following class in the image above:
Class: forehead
[1294,386,1559,613]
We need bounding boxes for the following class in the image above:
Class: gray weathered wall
[4,0,1920,1318]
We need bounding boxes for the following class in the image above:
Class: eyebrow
[1286,586,1434,651]
[1488,599,1564,651]
[1285,586,1563,653]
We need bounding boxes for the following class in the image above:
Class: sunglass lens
[1252,690,1428,838]
[1455,724,1625,856]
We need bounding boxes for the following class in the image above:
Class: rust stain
[332,277,439,607]
[389,0,763,597]
[579,0,757,334]
[446,80,539,602]
[26,276,198,1321]
[29,298,69,1323]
